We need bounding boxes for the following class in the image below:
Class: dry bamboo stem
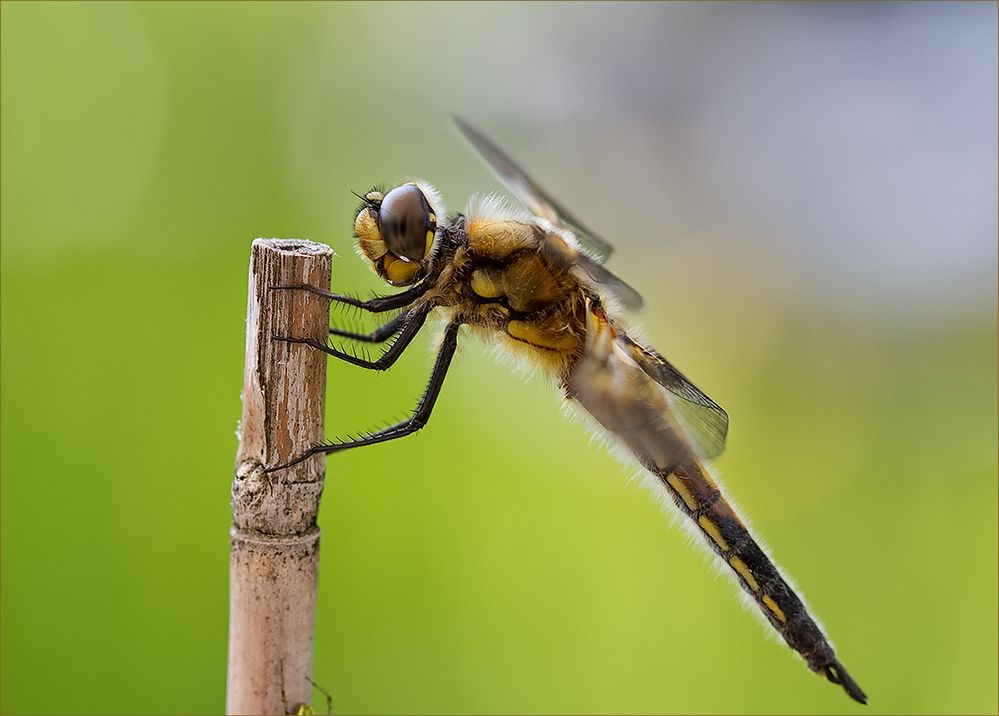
[227,239,333,715]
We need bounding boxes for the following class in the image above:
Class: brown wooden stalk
[227,239,332,715]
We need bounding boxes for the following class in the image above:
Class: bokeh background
[2,3,996,714]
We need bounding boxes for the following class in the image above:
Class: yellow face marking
[762,595,787,622]
[697,515,730,551]
[666,473,698,511]
[355,208,387,262]
[425,229,435,255]
[428,213,436,224]
[730,556,759,592]
[383,255,420,284]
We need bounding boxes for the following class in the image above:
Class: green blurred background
[2,3,996,714]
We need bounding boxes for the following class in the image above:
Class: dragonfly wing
[568,306,697,469]
[618,332,729,459]
[566,252,645,311]
[568,301,727,463]
[568,303,867,706]
[454,116,615,264]
[539,227,645,311]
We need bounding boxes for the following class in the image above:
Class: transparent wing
[540,231,644,311]
[618,332,729,459]
[569,301,728,464]
[454,116,615,263]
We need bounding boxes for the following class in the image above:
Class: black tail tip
[825,659,867,705]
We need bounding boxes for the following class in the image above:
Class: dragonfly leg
[328,310,408,342]
[273,303,431,370]
[306,676,334,716]
[266,321,461,472]
[269,282,428,313]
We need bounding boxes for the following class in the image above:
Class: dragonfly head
[353,180,445,286]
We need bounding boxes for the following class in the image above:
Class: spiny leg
[329,309,408,342]
[274,303,432,371]
[270,282,428,313]
[266,321,462,473]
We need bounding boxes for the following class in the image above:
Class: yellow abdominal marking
[697,515,730,551]
[762,595,787,622]
[730,556,759,592]
[506,320,577,350]
[665,473,698,511]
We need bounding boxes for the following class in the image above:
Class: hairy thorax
[429,216,587,376]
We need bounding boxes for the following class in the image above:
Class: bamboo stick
[227,238,332,715]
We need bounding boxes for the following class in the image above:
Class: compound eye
[379,184,434,263]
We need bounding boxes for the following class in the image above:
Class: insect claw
[272,334,305,344]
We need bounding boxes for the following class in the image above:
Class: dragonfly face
[354,182,445,286]
[270,119,866,706]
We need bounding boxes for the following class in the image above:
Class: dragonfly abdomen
[662,463,824,650]
[655,460,865,701]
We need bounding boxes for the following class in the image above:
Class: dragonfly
[269,118,866,705]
